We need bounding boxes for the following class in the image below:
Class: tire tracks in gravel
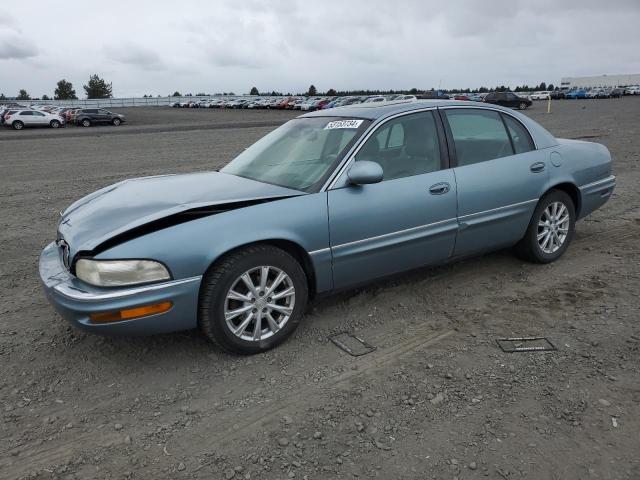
[3,207,638,479]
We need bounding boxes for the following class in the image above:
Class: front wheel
[199,245,309,354]
[81,119,91,127]
[515,190,575,263]
[518,102,528,110]
[50,120,61,128]
[112,118,121,126]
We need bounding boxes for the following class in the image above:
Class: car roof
[301,99,558,149]
[300,99,513,121]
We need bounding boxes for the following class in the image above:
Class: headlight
[75,259,171,287]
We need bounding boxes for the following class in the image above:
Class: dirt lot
[1,99,639,480]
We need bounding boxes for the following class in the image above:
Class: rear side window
[502,114,535,154]
[444,109,513,167]
[20,111,33,116]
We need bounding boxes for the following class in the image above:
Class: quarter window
[502,114,535,154]
[444,109,513,166]
[355,111,441,181]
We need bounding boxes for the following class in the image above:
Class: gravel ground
[1,99,639,480]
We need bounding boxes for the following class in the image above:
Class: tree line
[246,82,556,97]
[1,74,113,101]
[0,80,558,102]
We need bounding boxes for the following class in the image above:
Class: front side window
[222,117,369,192]
[354,111,442,181]
[444,109,513,166]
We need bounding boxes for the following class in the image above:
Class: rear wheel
[515,190,575,263]
[50,120,60,128]
[81,119,91,127]
[518,102,528,110]
[12,121,24,130]
[199,245,308,354]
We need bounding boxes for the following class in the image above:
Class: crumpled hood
[58,171,302,257]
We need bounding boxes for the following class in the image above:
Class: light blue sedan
[39,100,615,354]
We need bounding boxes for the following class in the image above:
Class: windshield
[222,116,370,191]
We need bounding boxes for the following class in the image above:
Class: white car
[4,109,64,130]
[624,85,640,95]
[395,95,417,101]
[530,91,551,100]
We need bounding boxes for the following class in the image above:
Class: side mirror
[347,160,383,185]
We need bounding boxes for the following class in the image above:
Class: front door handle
[429,182,450,195]
[530,162,546,173]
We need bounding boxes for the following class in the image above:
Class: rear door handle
[429,182,450,195]
[530,162,546,173]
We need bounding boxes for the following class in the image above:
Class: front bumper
[39,242,201,335]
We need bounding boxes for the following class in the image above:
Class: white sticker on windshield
[324,119,364,130]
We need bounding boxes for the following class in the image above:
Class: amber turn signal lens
[89,301,173,324]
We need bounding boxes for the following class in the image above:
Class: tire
[112,118,121,126]
[514,190,576,263]
[518,102,528,110]
[12,121,24,130]
[199,244,309,354]
[81,119,91,127]
[50,120,60,128]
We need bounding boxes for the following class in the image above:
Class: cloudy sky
[1,0,639,98]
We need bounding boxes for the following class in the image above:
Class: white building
[560,74,640,89]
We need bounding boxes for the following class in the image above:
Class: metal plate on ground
[330,332,376,357]
[496,337,557,353]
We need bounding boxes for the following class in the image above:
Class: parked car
[550,90,566,100]
[624,86,640,95]
[75,109,125,127]
[4,109,64,130]
[530,91,551,100]
[363,96,386,103]
[0,108,20,125]
[610,88,624,98]
[565,89,588,99]
[588,88,609,99]
[40,100,615,354]
[483,92,532,109]
[395,95,417,101]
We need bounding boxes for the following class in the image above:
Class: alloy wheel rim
[224,266,295,342]
[537,201,570,254]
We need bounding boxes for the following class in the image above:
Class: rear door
[328,110,458,288]
[440,107,547,256]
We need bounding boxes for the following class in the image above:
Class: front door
[440,107,549,256]
[328,110,458,289]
